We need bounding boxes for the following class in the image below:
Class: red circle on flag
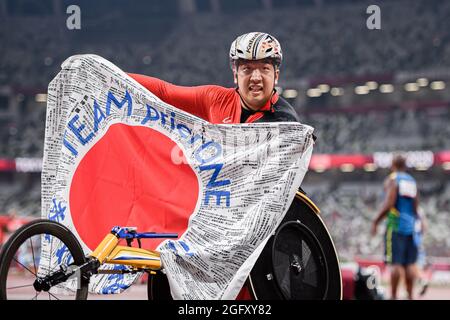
[69,124,199,250]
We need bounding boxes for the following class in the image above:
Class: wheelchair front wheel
[0,219,88,300]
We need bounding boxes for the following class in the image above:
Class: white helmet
[229,32,283,69]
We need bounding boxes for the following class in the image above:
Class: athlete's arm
[371,178,397,236]
[128,73,218,120]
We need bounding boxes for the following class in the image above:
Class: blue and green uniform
[385,172,418,265]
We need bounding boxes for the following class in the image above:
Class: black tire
[0,219,88,300]
[148,270,172,300]
[248,193,342,300]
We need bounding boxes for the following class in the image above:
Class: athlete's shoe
[418,279,429,296]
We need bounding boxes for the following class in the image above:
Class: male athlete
[129,32,300,124]
[129,32,301,300]
[371,155,420,299]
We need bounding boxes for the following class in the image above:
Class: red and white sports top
[128,73,281,124]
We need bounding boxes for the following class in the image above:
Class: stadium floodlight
[330,87,344,96]
[318,84,330,93]
[35,93,47,103]
[430,81,446,90]
[404,82,419,92]
[307,88,322,97]
[363,163,377,172]
[355,85,369,95]
[379,84,394,93]
[366,81,378,90]
[283,89,298,99]
[416,78,429,87]
[340,164,355,172]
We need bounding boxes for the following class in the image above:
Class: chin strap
[235,87,252,112]
[269,88,277,113]
[235,87,277,113]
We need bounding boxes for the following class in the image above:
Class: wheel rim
[271,221,328,300]
[247,193,342,300]
[0,221,87,300]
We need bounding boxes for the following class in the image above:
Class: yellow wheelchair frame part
[90,232,163,270]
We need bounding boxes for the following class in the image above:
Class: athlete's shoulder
[202,85,236,97]
[271,96,301,122]
[402,172,416,182]
[395,171,414,180]
[388,172,397,180]
[386,172,398,188]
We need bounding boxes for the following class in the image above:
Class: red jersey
[128,73,285,124]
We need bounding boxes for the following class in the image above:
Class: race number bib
[398,180,417,198]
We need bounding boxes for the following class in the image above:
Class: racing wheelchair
[0,189,342,300]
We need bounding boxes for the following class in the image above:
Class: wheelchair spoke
[30,237,37,275]
[7,284,35,290]
[49,291,60,300]
[12,257,36,276]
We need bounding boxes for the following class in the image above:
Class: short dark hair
[392,154,407,170]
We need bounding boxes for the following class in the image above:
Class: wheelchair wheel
[0,219,88,300]
[147,270,172,300]
[248,191,342,300]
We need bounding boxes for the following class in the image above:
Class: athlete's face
[234,60,279,111]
